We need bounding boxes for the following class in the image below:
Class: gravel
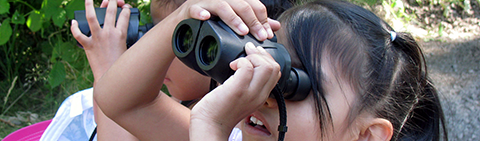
[422,38,480,141]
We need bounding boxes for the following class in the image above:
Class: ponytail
[390,33,448,141]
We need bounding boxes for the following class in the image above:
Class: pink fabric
[3,120,52,141]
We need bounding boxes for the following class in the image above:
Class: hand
[176,0,281,41]
[190,42,281,140]
[100,0,128,8]
[71,0,132,82]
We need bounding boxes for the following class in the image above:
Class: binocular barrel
[173,19,311,101]
[74,8,153,48]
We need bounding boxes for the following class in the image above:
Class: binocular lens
[199,36,218,65]
[176,25,194,53]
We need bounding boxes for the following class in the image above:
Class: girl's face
[150,0,210,101]
[239,29,362,141]
[164,58,211,101]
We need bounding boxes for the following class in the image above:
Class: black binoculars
[172,18,311,101]
[74,8,153,48]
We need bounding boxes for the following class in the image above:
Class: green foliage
[0,19,12,45]
[0,0,86,132]
[1,0,152,137]
[0,0,10,14]
[26,10,43,32]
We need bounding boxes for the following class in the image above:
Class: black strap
[89,126,97,141]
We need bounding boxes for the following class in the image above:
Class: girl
[190,0,448,140]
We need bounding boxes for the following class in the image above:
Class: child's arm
[93,0,277,140]
[71,0,139,140]
[189,42,281,140]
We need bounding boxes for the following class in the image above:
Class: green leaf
[41,41,53,57]
[52,8,66,27]
[65,0,85,19]
[59,41,76,63]
[11,10,26,24]
[27,10,43,32]
[0,19,12,45]
[48,61,66,89]
[50,39,63,63]
[42,0,64,20]
[364,0,377,6]
[0,0,9,14]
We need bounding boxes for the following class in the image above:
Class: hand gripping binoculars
[172,18,311,101]
[74,8,153,48]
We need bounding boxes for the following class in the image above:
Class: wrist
[190,113,233,141]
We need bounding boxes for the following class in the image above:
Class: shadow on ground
[421,37,480,140]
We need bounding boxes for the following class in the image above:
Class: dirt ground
[423,38,480,140]
[401,1,480,140]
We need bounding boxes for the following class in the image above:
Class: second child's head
[240,0,445,140]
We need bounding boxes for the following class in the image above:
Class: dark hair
[260,0,295,19]
[278,0,447,140]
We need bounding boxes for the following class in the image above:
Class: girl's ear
[358,118,393,141]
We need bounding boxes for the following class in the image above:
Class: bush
[0,0,150,138]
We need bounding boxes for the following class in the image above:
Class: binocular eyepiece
[173,19,311,101]
[74,8,153,48]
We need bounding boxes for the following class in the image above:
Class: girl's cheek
[285,94,320,140]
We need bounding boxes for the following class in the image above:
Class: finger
[85,0,101,35]
[116,7,131,37]
[71,20,90,47]
[230,42,256,71]
[243,0,273,39]
[227,57,254,87]
[256,46,281,90]
[244,42,260,55]
[188,5,211,20]
[245,44,280,94]
[100,0,108,7]
[268,18,281,32]
[256,45,275,60]
[104,0,118,27]
[227,0,267,40]
[123,4,133,8]
[201,2,250,35]
[117,0,126,7]
[102,0,126,7]
[246,54,274,92]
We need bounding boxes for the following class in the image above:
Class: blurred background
[0,0,478,140]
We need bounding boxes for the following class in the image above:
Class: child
[50,0,284,140]
[92,0,284,140]
[189,0,448,140]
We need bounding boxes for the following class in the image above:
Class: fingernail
[71,20,76,25]
[245,42,256,51]
[200,10,209,19]
[267,27,273,38]
[238,24,249,35]
[257,29,267,40]
[257,46,268,54]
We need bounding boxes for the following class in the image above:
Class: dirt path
[421,37,480,140]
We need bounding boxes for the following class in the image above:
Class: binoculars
[74,8,153,48]
[172,19,311,101]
